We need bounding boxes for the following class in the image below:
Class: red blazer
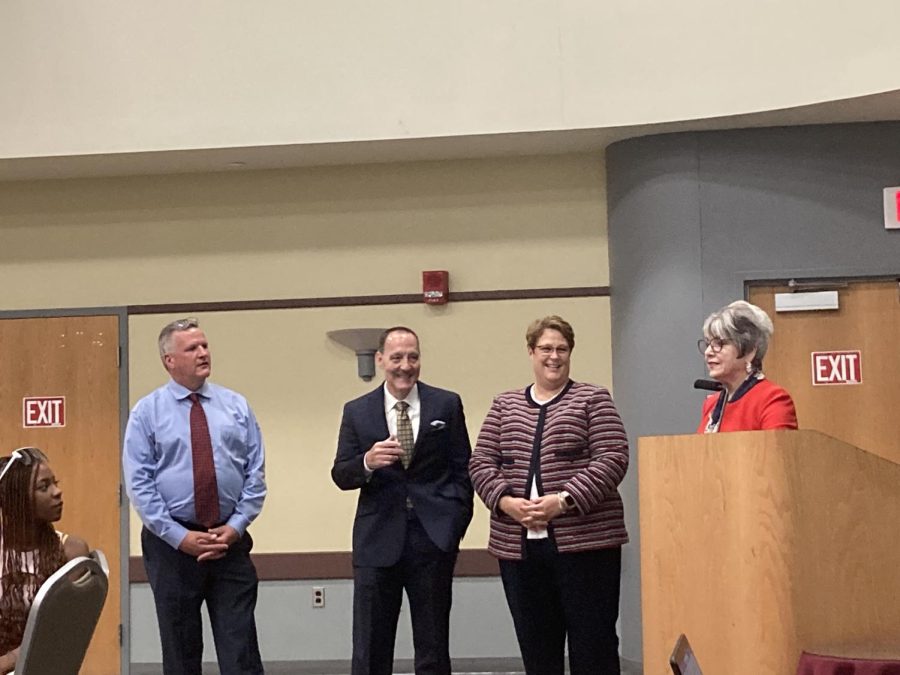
[697,378,798,432]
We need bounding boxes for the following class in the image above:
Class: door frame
[0,305,130,675]
[741,271,899,298]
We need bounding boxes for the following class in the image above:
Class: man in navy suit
[332,326,473,675]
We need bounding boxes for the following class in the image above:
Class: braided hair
[0,449,66,654]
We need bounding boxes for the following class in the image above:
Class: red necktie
[189,393,220,527]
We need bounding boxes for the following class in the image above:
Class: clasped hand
[499,494,565,530]
[178,525,239,561]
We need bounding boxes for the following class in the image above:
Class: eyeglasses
[534,345,570,356]
[697,337,730,355]
[0,447,48,484]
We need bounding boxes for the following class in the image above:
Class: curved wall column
[606,121,900,662]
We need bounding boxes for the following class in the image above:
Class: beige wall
[0,156,606,308]
[3,1,898,158]
[0,153,614,555]
[129,298,612,554]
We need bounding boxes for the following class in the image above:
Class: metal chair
[13,550,109,675]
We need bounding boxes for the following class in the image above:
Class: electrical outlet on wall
[312,586,325,608]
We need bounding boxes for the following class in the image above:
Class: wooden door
[0,315,121,674]
[749,280,900,463]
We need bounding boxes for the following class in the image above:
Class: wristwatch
[559,491,576,512]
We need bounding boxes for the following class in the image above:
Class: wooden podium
[639,430,900,675]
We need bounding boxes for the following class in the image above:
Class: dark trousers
[352,514,458,675]
[141,526,264,675]
[499,540,622,675]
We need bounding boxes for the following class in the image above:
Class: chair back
[89,548,110,576]
[14,551,109,675]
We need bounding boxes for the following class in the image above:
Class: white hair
[702,300,773,368]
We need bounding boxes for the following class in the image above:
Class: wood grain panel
[640,431,900,675]
[0,316,121,674]
[750,281,900,462]
[127,286,611,315]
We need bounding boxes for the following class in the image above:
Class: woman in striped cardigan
[469,316,629,675]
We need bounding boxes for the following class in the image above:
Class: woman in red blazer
[697,300,798,433]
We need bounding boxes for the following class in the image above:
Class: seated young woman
[0,447,89,675]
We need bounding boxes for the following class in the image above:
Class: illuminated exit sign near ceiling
[884,187,900,230]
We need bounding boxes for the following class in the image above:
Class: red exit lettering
[22,397,66,428]
[811,351,863,386]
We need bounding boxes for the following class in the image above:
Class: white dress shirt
[383,383,421,442]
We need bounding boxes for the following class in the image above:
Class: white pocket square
[430,420,447,430]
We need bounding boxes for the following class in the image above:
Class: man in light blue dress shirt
[123,318,266,675]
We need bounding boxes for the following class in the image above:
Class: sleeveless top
[0,531,67,654]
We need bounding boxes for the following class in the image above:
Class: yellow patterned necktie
[395,400,414,469]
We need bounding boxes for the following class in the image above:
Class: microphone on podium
[693,379,723,392]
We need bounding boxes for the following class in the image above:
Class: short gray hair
[158,317,200,358]
[702,301,774,369]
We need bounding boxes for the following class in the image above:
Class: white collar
[383,382,420,412]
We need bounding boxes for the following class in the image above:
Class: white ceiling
[2,89,899,183]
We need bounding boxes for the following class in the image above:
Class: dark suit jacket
[331,381,474,567]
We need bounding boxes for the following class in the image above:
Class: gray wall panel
[606,132,707,662]
[130,577,518,665]
[697,125,900,306]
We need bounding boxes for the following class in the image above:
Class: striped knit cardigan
[469,380,629,560]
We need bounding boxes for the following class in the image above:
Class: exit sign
[811,351,862,386]
[23,396,66,428]
[884,187,900,230]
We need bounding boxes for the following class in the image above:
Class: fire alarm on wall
[422,271,449,305]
